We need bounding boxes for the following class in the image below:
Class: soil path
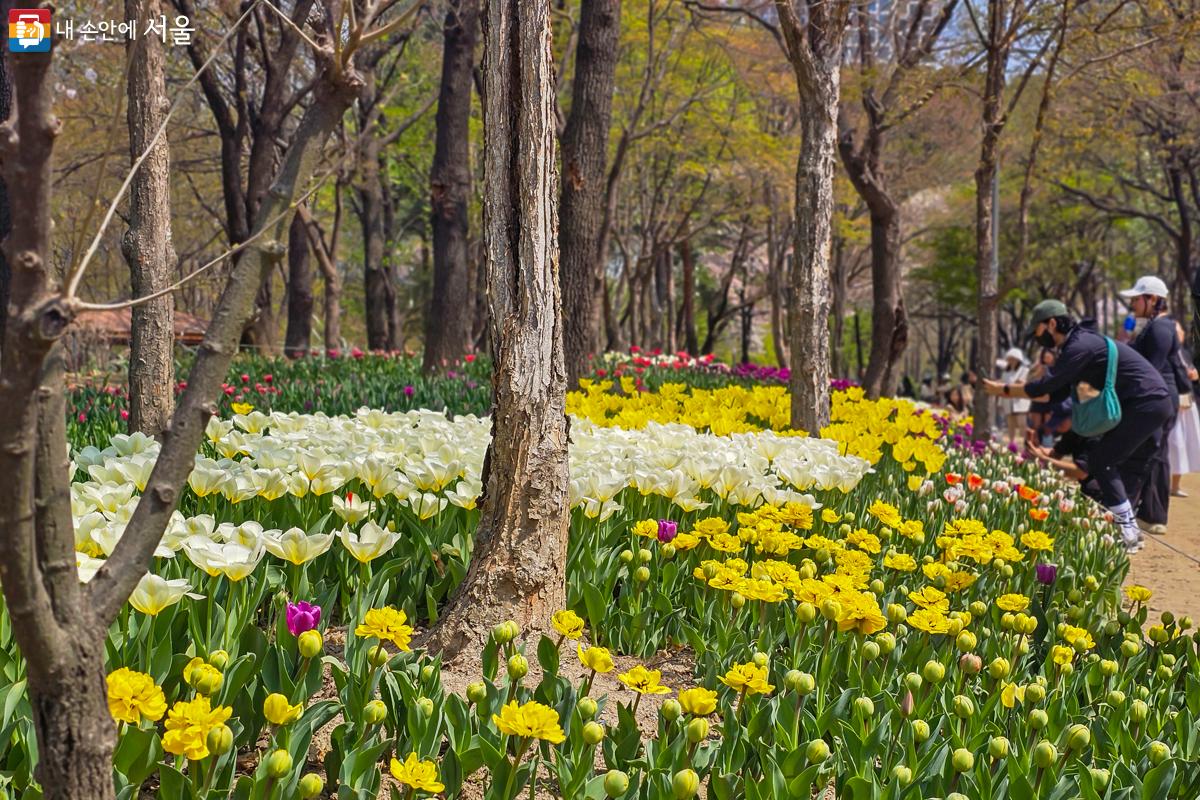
[1125,472,1200,624]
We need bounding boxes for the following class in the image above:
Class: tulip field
[3,359,1199,799]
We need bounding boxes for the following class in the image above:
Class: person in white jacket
[997,347,1031,444]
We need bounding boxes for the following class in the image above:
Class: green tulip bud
[1066,723,1091,751]
[1066,606,1084,623]
[577,696,598,719]
[1084,575,1099,591]
[297,629,323,659]
[1088,767,1110,787]
[1099,658,1118,677]
[1130,699,1150,723]
[672,769,700,799]
[730,592,746,609]
[1033,741,1057,769]
[875,632,896,654]
[752,651,769,667]
[1179,615,1193,631]
[1106,689,1126,707]
[1025,683,1046,704]
[467,681,488,705]
[1067,589,1083,604]
[417,697,434,718]
[805,738,831,764]
[904,672,923,693]
[1155,664,1173,682]
[988,657,1010,680]
[1161,611,1175,626]
[783,669,803,692]
[367,644,390,668]
[1000,612,1015,631]
[583,721,606,745]
[421,664,437,682]
[193,669,223,697]
[507,653,528,680]
[887,604,907,624]
[1162,653,1176,667]
[946,618,964,637]
[1147,741,1169,765]
[969,601,988,618]
[266,749,293,779]
[988,736,1010,760]
[951,748,974,772]
[492,620,519,644]
[956,630,977,652]
[634,566,651,583]
[820,597,841,621]
[911,719,930,743]
[853,696,874,718]
[363,699,387,726]
[1001,564,1014,578]
[948,794,969,800]
[703,562,719,579]
[206,724,234,756]
[922,660,945,684]
[619,549,634,565]
[900,690,914,718]
[861,641,881,661]
[869,579,885,595]
[661,543,676,560]
[891,765,913,785]
[1104,620,1121,637]
[843,511,856,522]
[1028,709,1048,730]
[604,770,630,798]
[661,699,682,722]
[298,773,325,799]
[797,602,816,623]
[638,548,653,564]
[686,717,709,743]
[207,650,230,670]
[1137,685,1150,700]
[953,695,975,719]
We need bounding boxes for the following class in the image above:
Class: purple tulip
[1036,563,1057,585]
[657,519,678,544]
[403,385,415,397]
[287,601,322,637]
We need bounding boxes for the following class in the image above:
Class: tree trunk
[678,235,698,355]
[425,0,479,371]
[426,0,568,659]
[830,235,846,378]
[360,127,392,351]
[284,211,313,358]
[123,0,176,435]
[0,35,10,362]
[972,0,1010,442]
[559,0,620,386]
[776,0,848,431]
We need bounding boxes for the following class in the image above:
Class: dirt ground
[1125,472,1200,624]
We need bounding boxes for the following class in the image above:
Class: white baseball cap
[1119,275,1169,299]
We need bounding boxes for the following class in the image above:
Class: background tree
[426,0,569,657]
[123,0,176,434]
[559,0,621,387]
[425,0,480,369]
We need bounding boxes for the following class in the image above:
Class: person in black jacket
[981,299,1173,554]
[1120,276,1182,535]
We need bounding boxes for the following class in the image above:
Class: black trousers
[1137,402,1179,525]
[1085,394,1174,509]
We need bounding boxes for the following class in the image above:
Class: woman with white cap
[1120,275,1184,535]
[997,347,1031,443]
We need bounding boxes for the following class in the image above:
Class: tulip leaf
[1141,761,1176,800]
[537,635,560,676]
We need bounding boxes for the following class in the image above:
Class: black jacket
[1024,319,1169,406]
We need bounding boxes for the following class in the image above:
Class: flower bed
[1,390,1197,798]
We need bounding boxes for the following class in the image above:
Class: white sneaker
[1124,539,1143,554]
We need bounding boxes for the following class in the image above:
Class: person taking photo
[981,299,1172,553]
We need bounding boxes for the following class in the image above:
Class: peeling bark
[426,0,568,659]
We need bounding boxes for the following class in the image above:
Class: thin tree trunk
[299,205,343,352]
[560,0,620,386]
[678,235,698,355]
[123,0,175,435]
[973,0,1009,442]
[425,0,478,371]
[284,211,313,358]
[426,0,568,658]
[830,231,847,377]
[359,131,392,350]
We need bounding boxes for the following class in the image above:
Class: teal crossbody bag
[1071,337,1121,437]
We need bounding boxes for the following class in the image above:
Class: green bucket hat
[1025,299,1068,337]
